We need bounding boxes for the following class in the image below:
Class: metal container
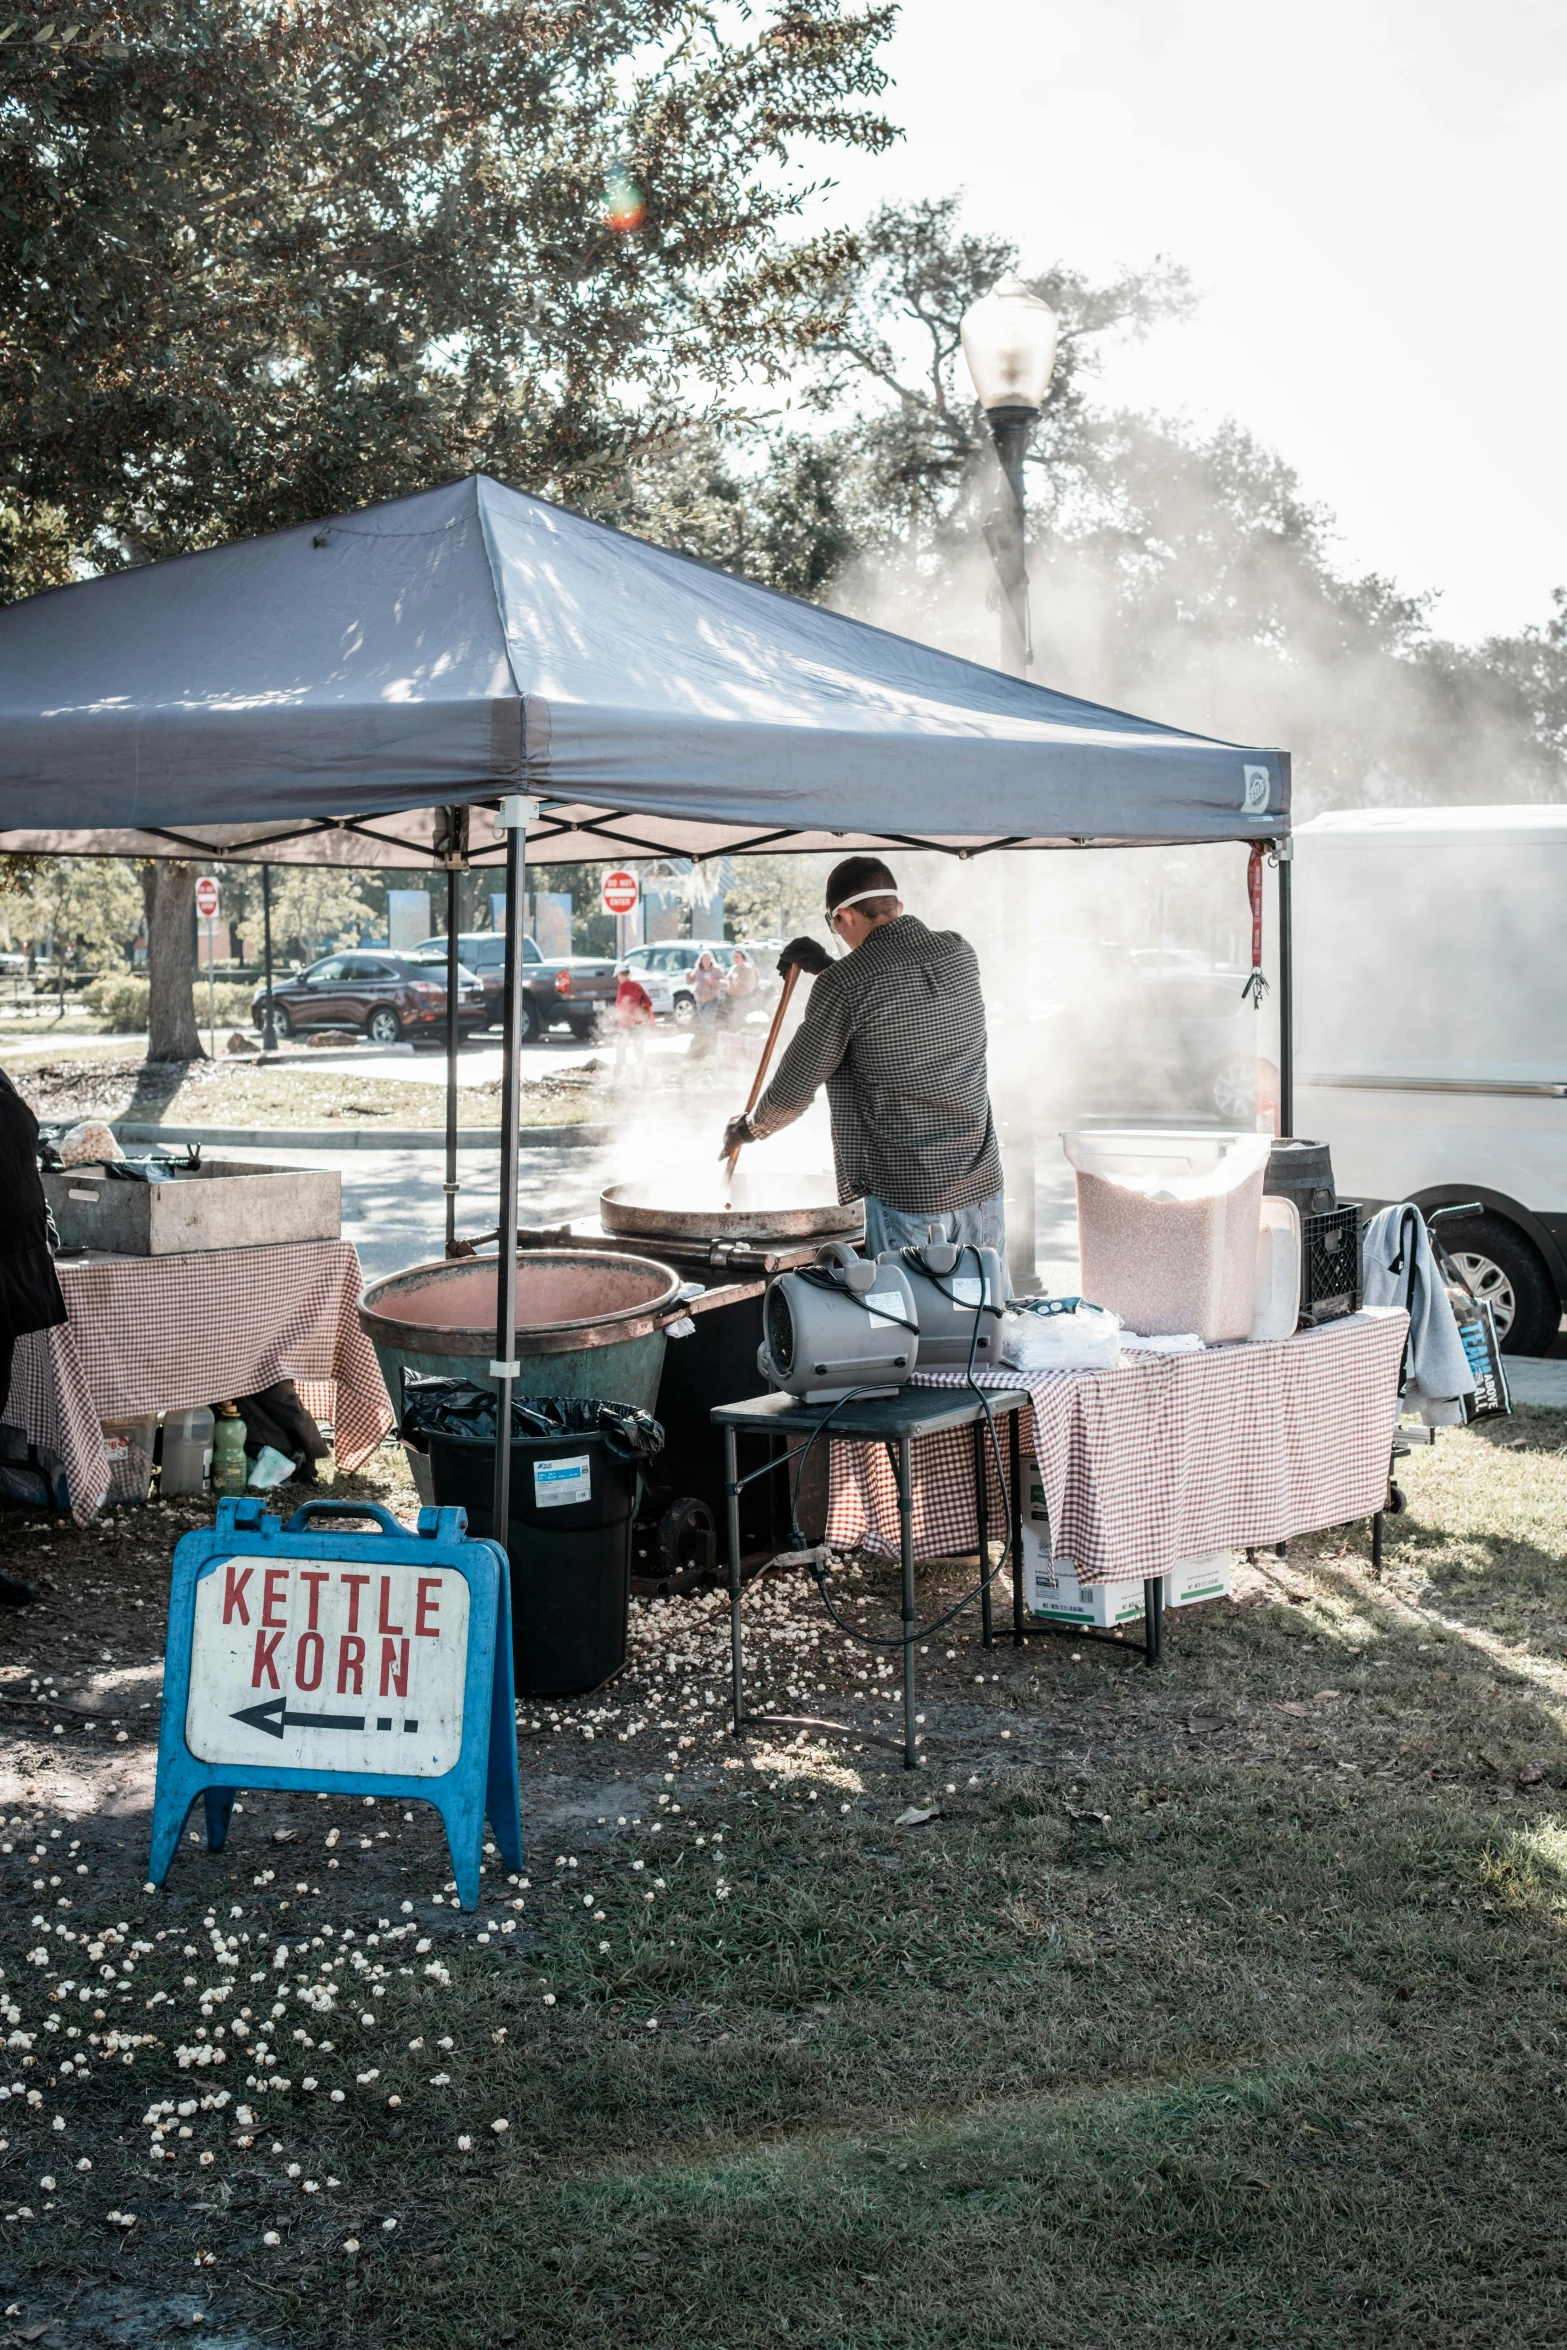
[46,1159,340,1256]
[600,1173,861,1247]
[1263,1137,1337,1219]
[359,1250,684,1418]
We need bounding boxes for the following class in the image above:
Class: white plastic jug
[161,1405,214,1496]
[1249,1196,1302,1343]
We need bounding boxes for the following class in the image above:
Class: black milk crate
[1299,1202,1361,1327]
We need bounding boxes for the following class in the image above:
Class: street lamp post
[959,273,1060,679]
[960,274,1060,1296]
[260,865,279,1055]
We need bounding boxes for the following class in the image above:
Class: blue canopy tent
[0,472,1294,1528]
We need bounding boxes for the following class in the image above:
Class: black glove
[720,1114,753,1159]
[778,935,831,978]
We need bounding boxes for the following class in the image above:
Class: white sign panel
[195,875,221,921]
[533,1453,591,1509]
[185,1553,469,1777]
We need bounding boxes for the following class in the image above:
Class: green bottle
[211,1403,248,1497]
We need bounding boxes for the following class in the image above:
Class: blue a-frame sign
[150,1498,523,1908]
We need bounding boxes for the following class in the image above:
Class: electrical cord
[786,1241,1016,1652]
[791,1261,921,1338]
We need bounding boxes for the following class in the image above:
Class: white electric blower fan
[757,1242,920,1403]
[881,1225,1007,1367]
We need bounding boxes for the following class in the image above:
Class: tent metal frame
[468,800,1296,1550]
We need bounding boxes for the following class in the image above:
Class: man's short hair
[826,855,900,917]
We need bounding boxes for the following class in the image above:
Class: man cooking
[720,856,1005,1260]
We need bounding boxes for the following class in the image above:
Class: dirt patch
[2,1417,1565,2347]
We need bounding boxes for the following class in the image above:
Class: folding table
[714,1385,1165,1772]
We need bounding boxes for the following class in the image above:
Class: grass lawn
[8,1052,612,1131]
[1,1410,1564,2345]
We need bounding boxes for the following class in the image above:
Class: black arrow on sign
[230,1696,368,1740]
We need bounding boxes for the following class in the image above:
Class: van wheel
[1438,1213,1560,1355]
[1208,1056,1257,1122]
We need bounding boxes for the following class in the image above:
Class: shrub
[85,976,258,1032]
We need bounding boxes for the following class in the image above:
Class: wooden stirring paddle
[723,961,802,1199]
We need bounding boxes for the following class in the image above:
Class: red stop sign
[601,868,639,916]
[194,875,221,922]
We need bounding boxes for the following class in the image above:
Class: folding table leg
[726,1426,745,1736]
[1371,1510,1383,1580]
[898,1434,918,1769]
[1009,1408,1025,1647]
[1143,1575,1164,1666]
[975,1420,993,1650]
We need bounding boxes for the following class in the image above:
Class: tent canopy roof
[0,474,1287,866]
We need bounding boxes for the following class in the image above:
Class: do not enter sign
[194,875,221,922]
[601,867,639,916]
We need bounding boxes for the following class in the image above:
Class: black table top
[711,1384,1029,1441]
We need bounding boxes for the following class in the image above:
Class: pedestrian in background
[723,946,759,1028]
[613,967,654,1079]
[690,948,725,1054]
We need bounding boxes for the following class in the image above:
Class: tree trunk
[140,862,205,1061]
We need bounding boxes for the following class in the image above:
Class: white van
[1294,806,1567,1353]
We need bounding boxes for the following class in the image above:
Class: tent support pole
[1276,837,1294,1140]
[492,797,538,1549]
[445,861,461,1256]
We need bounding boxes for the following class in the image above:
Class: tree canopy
[0,0,895,596]
[671,196,1565,814]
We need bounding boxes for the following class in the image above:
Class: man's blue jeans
[861,1189,1008,1269]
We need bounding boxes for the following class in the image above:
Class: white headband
[829,885,901,915]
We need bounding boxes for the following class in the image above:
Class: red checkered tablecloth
[3,1241,393,1522]
[824,1308,1408,1583]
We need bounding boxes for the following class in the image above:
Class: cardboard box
[1164,1550,1232,1608]
[1019,1459,1145,1626]
[46,1159,340,1256]
[1019,1453,1232,1624]
[1025,1552,1148,1628]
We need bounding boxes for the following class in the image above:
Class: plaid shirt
[747,916,1002,1215]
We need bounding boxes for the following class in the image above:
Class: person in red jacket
[613,969,654,1078]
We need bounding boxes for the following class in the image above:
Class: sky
[803,0,1567,646]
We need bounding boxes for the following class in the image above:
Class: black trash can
[401,1382,663,1697]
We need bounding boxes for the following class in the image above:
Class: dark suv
[252,952,487,1045]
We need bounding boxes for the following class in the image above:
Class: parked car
[409,932,618,1043]
[251,951,487,1045]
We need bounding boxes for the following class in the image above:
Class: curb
[109,1121,616,1152]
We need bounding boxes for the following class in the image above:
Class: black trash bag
[0,1421,62,1511]
[399,1373,664,1464]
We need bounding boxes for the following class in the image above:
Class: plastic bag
[399,1374,664,1463]
[56,1119,123,1169]
[1000,1302,1122,1373]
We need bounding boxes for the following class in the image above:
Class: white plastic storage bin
[1063,1128,1272,1343]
